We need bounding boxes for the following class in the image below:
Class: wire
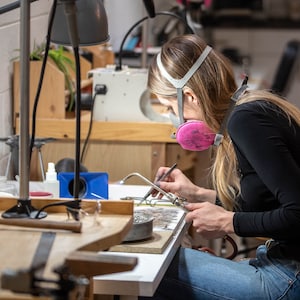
[73,46,81,200]
[115,11,195,71]
[80,93,97,163]
[34,199,81,219]
[193,235,238,260]
[29,0,57,163]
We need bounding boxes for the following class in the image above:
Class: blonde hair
[148,34,300,211]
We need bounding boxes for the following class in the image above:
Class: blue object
[58,172,109,199]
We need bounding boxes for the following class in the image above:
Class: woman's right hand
[152,167,217,203]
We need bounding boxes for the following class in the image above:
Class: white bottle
[43,162,60,198]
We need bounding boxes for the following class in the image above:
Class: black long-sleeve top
[228,100,300,244]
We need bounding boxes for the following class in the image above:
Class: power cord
[80,84,107,163]
[29,0,57,163]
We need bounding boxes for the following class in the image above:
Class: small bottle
[43,162,60,198]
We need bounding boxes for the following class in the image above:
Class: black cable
[73,46,81,200]
[34,199,81,219]
[80,93,97,163]
[0,0,38,15]
[115,11,195,71]
[29,0,57,163]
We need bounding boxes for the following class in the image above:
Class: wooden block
[66,250,137,277]
[109,230,174,254]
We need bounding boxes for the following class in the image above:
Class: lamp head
[51,0,109,46]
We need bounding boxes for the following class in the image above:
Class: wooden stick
[66,250,138,277]
[0,218,82,233]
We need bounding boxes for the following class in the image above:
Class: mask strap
[157,46,212,124]
[214,76,249,146]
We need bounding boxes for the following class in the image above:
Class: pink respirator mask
[176,120,219,151]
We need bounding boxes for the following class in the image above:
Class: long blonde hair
[148,34,300,210]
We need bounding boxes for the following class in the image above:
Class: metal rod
[19,0,31,201]
[0,0,38,15]
[141,18,148,68]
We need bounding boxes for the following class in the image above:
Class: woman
[140,34,300,299]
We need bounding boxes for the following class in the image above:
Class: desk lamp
[50,0,109,201]
[2,0,109,219]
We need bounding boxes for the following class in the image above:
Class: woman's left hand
[184,202,235,240]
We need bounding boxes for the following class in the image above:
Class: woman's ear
[183,87,199,105]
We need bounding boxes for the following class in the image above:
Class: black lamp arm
[0,0,38,14]
[115,11,195,71]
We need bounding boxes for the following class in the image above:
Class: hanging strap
[214,76,249,146]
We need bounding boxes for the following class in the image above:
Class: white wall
[103,0,145,53]
[0,0,51,175]
[212,28,300,107]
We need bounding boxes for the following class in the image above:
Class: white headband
[156,45,212,124]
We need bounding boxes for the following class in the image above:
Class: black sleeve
[228,103,300,241]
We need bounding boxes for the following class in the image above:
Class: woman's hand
[185,202,235,240]
[153,167,217,203]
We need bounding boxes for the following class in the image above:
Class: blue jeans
[139,244,300,300]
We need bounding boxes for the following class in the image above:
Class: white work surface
[93,184,189,299]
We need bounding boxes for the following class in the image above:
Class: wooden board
[109,230,173,254]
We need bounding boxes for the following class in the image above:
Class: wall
[0,0,51,175]
[103,0,145,53]
[211,28,300,107]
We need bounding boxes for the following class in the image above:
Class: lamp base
[2,200,47,219]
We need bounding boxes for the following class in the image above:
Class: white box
[89,66,170,122]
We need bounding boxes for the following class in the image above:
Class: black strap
[31,231,56,277]
[214,76,248,146]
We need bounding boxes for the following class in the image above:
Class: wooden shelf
[15,116,177,143]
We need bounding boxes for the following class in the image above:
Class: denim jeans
[139,244,300,300]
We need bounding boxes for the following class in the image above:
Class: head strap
[156,45,212,124]
[214,76,248,146]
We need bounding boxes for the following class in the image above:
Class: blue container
[58,172,109,199]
